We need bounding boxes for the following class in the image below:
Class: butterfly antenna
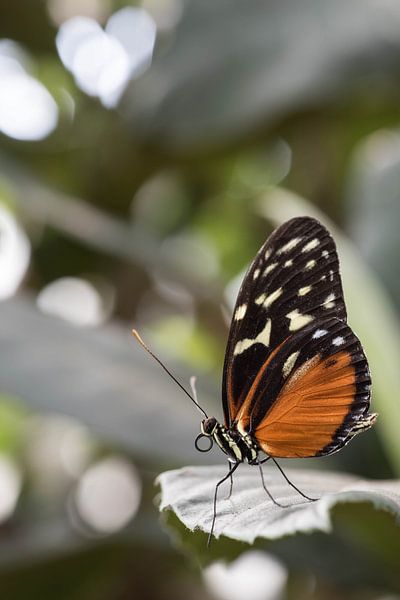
[132,329,208,419]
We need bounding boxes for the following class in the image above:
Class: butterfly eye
[201,416,217,435]
[195,434,214,453]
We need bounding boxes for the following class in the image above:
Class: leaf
[158,464,400,544]
[256,189,400,475]
[346,128,400,308]
[1,153,222,299]
[0,295,218,464]
[122,0,400,153]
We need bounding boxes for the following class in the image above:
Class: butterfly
[133,216,377,544]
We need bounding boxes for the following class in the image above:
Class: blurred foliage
[0,0,400,598]
[163,501,400,593]
[0,397,26,455]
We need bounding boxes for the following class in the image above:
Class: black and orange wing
[222,216,347,427]
[234,317,375,458]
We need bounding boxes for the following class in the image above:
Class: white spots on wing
[233,339,253,356]
[322,250,329,259]
[286,309,314,331]
[264,248,272,260]
[298,285,312,296]
[263,262,278,276]
[264,287,283,308]
[284,259,293,268]
[255,288,283,309]
[332,336,345,346]
[320,275,327,281]
[312,328,328,339]
[233,319,272,355]
[329,270,335,282]
[256,319,272,348]
[282,351,300,378]
[324,293,336,309]
[305,259,316,271]
[302,238,320,253]
[277,237,302,255]
[253,268,260,280]
[234,304,247,321]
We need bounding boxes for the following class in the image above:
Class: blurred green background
[1,0,400,598]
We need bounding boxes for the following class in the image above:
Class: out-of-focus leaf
[158,465,400,543]
[257,189,400,474]
[122,0,400,153]
[162,496,400,589]
[0,154,222,300]
[0,295,218,464]
[0,153,157,266]
[0,536,175,600]
[0,397,26,454]
[346,129,400,307]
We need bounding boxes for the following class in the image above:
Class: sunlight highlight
[26,416,94,497]
[75,457,141,534]
[37,277,107,327]
[203,551,288,600]
[0,205,30,300]
[56,8,156,107]
[0,455,22,522]
[0,40,58,140]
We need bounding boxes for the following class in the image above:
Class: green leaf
[0,397,26,454]
[122,0,400,153]
[158,465,400,543]
[346,128,400,307]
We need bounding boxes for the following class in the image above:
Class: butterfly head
[201,417,218,436]
[194,417,218,453]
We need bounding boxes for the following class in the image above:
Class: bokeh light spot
[0,205,30,300]
[203,551,288,600]
[55,16,102,70]
[0,455,22,523]
[26,415,94,498]
[0,40,58,141]
[56,8,156,107]
[106,7,156,75]
[75,457,141,534]
[37,277,107,327]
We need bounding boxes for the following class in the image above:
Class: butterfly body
[201,417,258,464]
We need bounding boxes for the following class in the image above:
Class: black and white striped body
[200,417,259,465]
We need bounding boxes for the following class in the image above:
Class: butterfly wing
[234,317,374,458]
[222,216,347,427]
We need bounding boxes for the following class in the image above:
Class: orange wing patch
[252,350,356,458]
[231,341,287,429]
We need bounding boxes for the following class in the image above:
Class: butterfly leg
[225,462,234,500]
[258,456,272,465]
[271,458,318,502]
[208,462,240,548]
[257,456,287,508]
